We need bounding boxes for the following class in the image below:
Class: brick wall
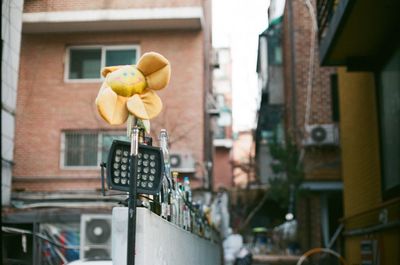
[283,0,336,137]
[282,0,340,180]
[24,0,202,12]
[213,148,232,190]
[14,29,206,192]
[282,2,294,135]
[281,0,342,252]
[232,131,256,188]
[296,195,322,250]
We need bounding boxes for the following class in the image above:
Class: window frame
[64,44,141,83]
[375,44,400,200]
[60,130,127,169]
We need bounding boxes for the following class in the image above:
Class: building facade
[256,15,285,187]
[2,0,24,206]
[3,0,213,263]
[266,1,343,251]
[212,47,233,190]
[316,0,400,263]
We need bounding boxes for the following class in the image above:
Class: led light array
[106,140,164,195]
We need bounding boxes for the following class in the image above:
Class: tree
[267,137,303,210]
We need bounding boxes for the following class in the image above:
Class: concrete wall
[23,0,202,12]
[112,207,222,265]
[2,0,24,205]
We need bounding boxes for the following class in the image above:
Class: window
[69,48,101,79]
[378,46,400,199]
[213,126,226,139]
[330,74,340,122]
[64,132,98,167]
[217,107,232,127]
[101,133,129,164]
[61,131,128,168]
[267,26,282,66]
[66,45,139,81]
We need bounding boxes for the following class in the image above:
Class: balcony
[317,0,400,69]
[22,7,204,33]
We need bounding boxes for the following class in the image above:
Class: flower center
[107,65,147,97]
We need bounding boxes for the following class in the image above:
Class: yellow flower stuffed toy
[95,52,171,126]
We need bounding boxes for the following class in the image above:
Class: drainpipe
[288,0,298,137]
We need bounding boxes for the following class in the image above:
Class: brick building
[281,0,343,251]
[256,0,343,252]
[212,47,233,190]
[2,0,213,263]
[256,0,399,260]
[231,131,256,189]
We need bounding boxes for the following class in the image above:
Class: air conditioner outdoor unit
[80,214,112,260]
[304,124,339,146]
[170,152,196,173]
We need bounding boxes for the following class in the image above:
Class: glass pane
[65,132,98,166]
[69,49,101,79]
[101,134,129,163]
[65,134,79,166]
[379,48,400,192]
[214,126,226,139]
[83,134,98,166]
[218,111,232,127]
[105,49,136,66]
[274,46,282,64]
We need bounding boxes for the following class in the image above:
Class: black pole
[127,127,139,265]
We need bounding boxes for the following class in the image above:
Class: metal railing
[316,0,337,41]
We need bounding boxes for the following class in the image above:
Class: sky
[212,0,271,132]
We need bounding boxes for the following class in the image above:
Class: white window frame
[64,44,141,83]
[60,130,126,170]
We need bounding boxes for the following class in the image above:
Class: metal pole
[127,126,139,265]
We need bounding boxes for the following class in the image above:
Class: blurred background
[2,0,399,264]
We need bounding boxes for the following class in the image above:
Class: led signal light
[106,140,164,195]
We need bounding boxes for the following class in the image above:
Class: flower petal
[139,89,163,119]
[95,84,129,125]
[126,89,163,120]
[145,65,171,91]
[102,65,122,77]
[126,94,148,120]
[136,52,171,90]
